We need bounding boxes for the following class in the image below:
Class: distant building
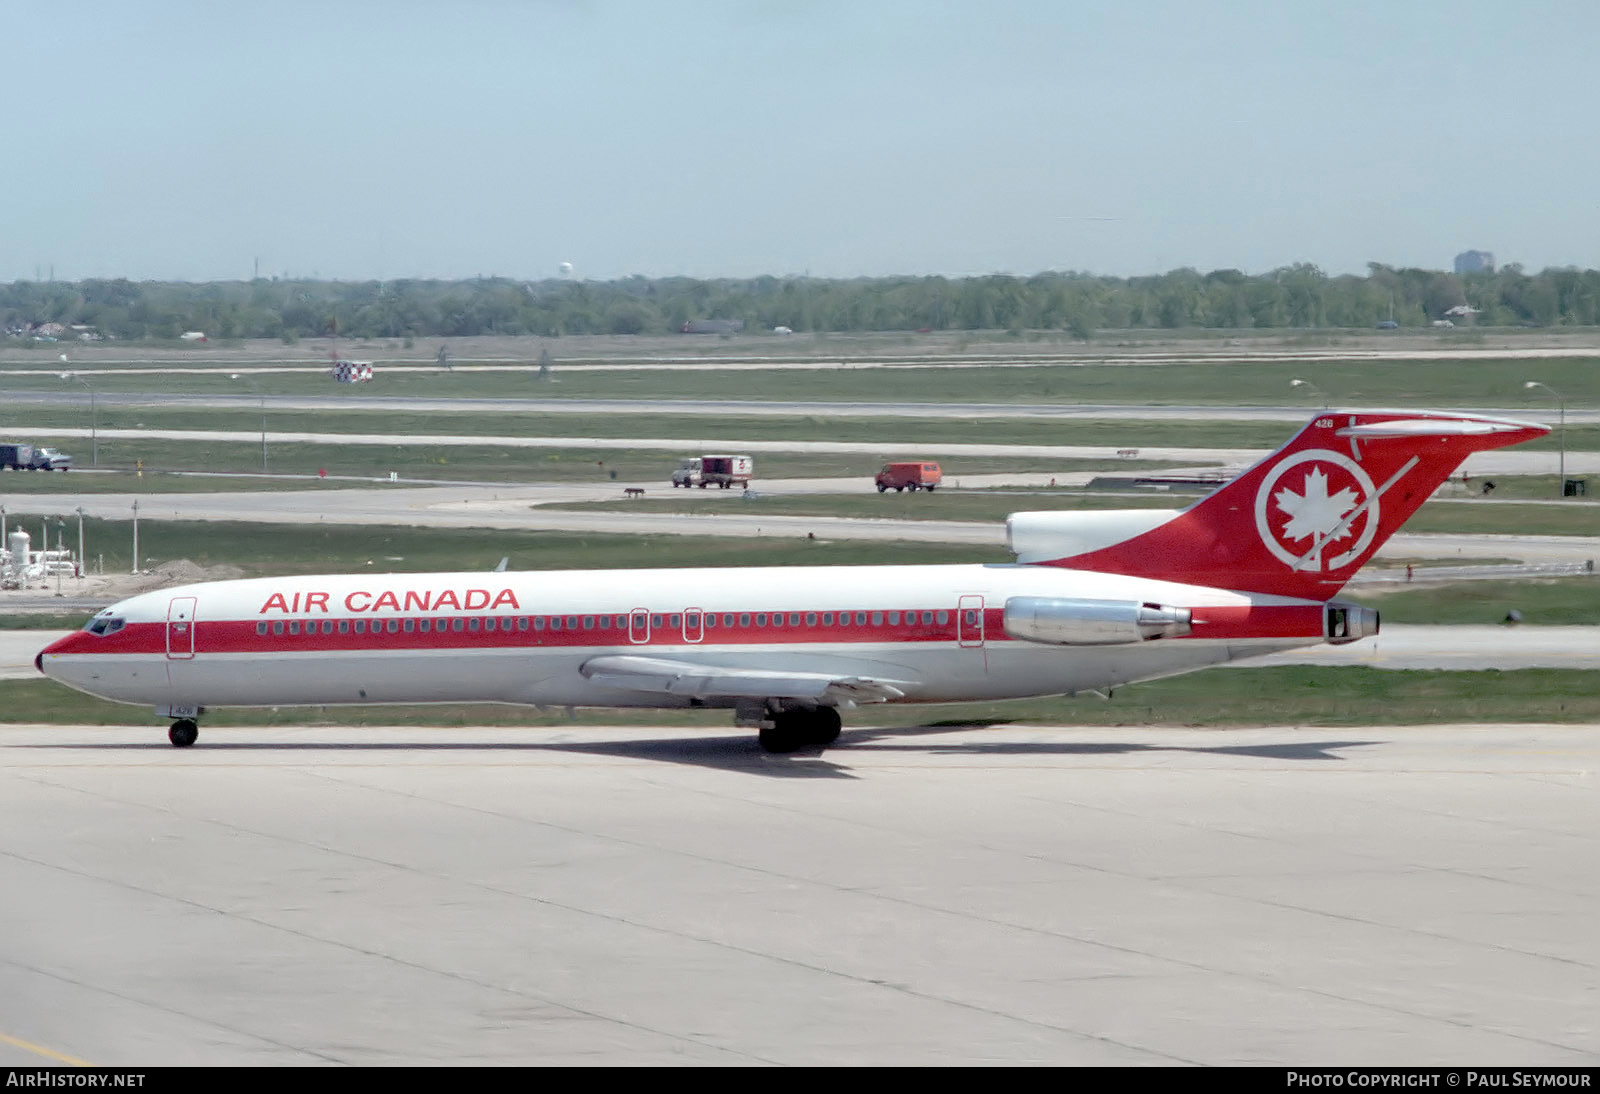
[680,319,745,334]
[1454,250,1495,275]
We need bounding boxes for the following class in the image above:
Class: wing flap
[580,654,906,704]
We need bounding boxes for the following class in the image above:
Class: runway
[0,722,1593,1065]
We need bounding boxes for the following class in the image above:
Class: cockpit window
[84,616,126,636]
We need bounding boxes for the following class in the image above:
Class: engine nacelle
[1003,596,1193,646]
[1325,602,1379,645]
[1006,509,1179,563]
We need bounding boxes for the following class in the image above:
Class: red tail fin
[1043,411,1548,598]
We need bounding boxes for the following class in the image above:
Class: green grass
[6,351,1599,407]
[1393,501,1600,537]
[0,613,89,629]
[5,398,1595,456]
[1344,576,1600,625]
[0,518,1014,579]
[1433,475,1596,500]
[0,448,1190,488]
[0,470,368,492]
[4,667,1596,728]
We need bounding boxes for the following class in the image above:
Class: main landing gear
[168,719,199,748]
[758,707,842,754]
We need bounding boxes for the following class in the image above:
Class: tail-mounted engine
[1325,602,1379,645]
[1003,597,1192,646]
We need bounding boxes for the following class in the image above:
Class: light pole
[1289,377,1329,409]
[1523,381,1566,496]
[53,519,65,595]
[74,506,85,579]
[230,373,267,472]
[59,371,97,466]
[131,498,139,574]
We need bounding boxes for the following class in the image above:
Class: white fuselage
[39,563,1334,714]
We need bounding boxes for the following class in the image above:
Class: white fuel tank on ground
[1003,596,1193,646]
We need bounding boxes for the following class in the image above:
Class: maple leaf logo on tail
[1275,466,1361,567]
[1253,450,1380,572]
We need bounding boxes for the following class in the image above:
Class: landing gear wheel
[877,484,887,492]
[758,708,842,752]
[168,719,199,748]
[758,719,805,754]
[809,707,842,746]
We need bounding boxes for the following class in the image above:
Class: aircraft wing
[579,654,908,705]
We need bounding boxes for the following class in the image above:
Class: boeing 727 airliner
[37,410,1547,751]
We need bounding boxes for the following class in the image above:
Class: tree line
[4,263,1598,342]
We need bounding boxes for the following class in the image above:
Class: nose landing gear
[168,719,199,748]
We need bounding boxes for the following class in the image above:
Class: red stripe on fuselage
[1187,604,1326,639]
[44,601,1328,660]
[44,608,1007,657]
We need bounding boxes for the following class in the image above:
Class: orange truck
[875,461,942,492]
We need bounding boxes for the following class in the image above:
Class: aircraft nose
[36,630,89,678]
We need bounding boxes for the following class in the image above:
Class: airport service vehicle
[877,461,942,492]
[670,457,703,487]
[672,454,753,489]
[29,447,72,471]
[38,411,1545,752]
[0,443,70,470]
[330,359,374,383]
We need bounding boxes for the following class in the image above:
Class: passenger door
[166,597,197,660]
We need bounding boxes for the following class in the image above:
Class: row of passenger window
[253,609,959,638]
[257,617,523,637]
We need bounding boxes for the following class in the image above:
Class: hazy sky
[7,0,1597,283]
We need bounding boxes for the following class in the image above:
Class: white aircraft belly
[55,635,1318,712]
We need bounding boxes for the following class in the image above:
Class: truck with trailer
[671,453,754,489]
[1,444,73,471]
[876,461,941,492]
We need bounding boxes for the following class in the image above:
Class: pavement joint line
[648,745,1599,972]
[11,766,1196,1065]
[0,1028,94,1067]
[0,830,771,1068]
[298,763,1589,1057]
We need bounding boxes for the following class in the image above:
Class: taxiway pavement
[0,722,1593,1065]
